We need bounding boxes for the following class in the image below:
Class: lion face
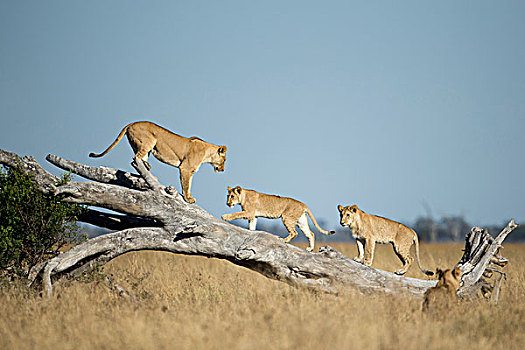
[226,186,242,207]
[435,267,462,291]
[211,145,227,172]
[338,204,359,227]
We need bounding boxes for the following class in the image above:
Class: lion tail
[305,207,335,236]
[89,123,132,158]
[413,232,434,276]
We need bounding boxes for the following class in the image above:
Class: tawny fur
[338,204,433,276]
[422,267,461,312]
[222,186,334,252]
[89,121,227,204]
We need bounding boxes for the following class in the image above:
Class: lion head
[211,145,227,172]
[338,204,359,227]
[435,267,462,291]
[226,186,242,207]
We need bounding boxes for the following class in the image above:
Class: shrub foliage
[0,166,84,279]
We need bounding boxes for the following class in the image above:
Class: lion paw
[306,247,314,252]
[353,257,364,264]
[221,214,231,221]
[184,196,196,204]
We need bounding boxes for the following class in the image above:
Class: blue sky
[1,1,524,230]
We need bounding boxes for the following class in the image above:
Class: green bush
[0,165,85,280]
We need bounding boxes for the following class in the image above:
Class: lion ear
[234,186,241,195]
[435,268,444,279]
[227,186,232,192]
[218,145,227,155]
[338,205,343,212]
[452,267,461,279]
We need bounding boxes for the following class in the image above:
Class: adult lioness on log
[338,204,434,276]
[89,121,227,204]
[222,186,335,252]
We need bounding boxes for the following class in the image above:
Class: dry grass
[1,242,524,350]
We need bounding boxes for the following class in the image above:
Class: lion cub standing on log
[338,204,433,276]
[89,121,227,204]
[222,186,335,252]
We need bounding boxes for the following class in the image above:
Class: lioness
[422,267,461,312]
[338,204,433,276]
[222,186,335,252]
[89,121,227,204]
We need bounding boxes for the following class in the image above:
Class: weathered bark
[78,209,162,231]
[456,223,516,301]
[0,148,518,299]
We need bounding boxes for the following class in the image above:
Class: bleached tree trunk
[0,148,517,299]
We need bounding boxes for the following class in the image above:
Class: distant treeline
[80,215,525,243]
[412,216,525,243]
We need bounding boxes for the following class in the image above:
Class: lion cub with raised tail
[222,186,335,252]
[89,121,227,204]
[338,204,433,276]
[422,267,461,312]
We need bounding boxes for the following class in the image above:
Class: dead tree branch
[0,148,518,300]
[456,222,517,301]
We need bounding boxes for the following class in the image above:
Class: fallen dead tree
[0,148,518,300]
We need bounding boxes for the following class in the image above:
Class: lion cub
[422,267,461,312]
[222,186,335,252]
[89,121,227,204]
[338,204,433,276]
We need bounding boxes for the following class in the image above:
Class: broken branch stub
[456,220,518,301]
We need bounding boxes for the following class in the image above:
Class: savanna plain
[1,242,524,350]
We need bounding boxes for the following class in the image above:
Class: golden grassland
[1,242,524,350]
